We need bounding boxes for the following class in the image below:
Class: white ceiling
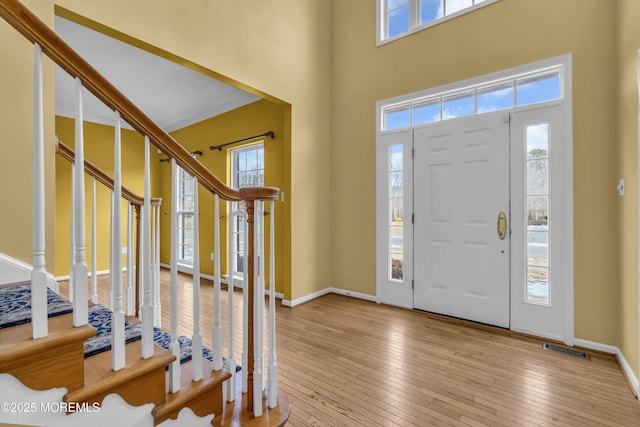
[54,16,260,132]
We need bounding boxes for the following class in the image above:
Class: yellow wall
[161,100,286,293]
[54,116,159,277]
[330,0,622,345]
[617,0,640,377]
[55,0,331,301]
[0,0,56,271]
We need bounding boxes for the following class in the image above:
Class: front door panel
[413,112,510,328]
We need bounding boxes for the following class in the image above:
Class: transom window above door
[382,67,563,131]
[378,0,498,44]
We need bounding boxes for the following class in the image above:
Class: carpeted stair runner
[0,281,73,329]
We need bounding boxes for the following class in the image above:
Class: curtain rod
[209,131,274,151]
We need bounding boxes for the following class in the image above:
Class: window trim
[377,0,500,46]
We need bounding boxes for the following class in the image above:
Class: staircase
[0,0,290,424]
[0,278,234,425]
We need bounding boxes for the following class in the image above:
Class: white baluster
[72,77,88,327]
[109,191,114,310]
[226,204,236,402]
[141,136,154,359]
[126,202,135,316]
[259,204,266,388]
[168,158,181,391]
[253,201,263,417]
[90,177,98,304]
[111,112,125,371]
[151,205,160,327]
[242,210,248,393]
[267,201,278,408]
[69,165,75,303]
[155,204,162,327]
[212,195,223,371]
[192,178,203,382]
[31,43,47,339]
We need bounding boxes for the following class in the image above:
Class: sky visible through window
[387,0,488,39]
[384,71,561,130]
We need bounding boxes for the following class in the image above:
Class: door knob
[497,211,507,240]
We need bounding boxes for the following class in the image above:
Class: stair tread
[0,313,96,363]
[152,359,231,423]
[66,339,175,403]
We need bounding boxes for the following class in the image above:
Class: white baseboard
[282,286,376,307]
[328,287,377,302]
[575,338,639,398]
[0,252,57,292]
[282,288,331,307]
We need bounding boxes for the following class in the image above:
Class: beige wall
[55,0,331,301]
[0,0,56,271]
[617,0,640,377]
[330,0,623,347]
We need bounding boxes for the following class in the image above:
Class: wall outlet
[210,252,215,261]
[281,191,285,202]
[122,247,128,255]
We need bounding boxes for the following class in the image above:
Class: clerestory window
[378,0,498,45]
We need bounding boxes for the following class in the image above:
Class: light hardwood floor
[60,271,640,426]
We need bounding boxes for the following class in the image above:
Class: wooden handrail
[56,140,161,207]
[0,0,278,203]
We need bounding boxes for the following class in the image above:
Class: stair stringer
[0,373,216,427]
[0,252,58,292]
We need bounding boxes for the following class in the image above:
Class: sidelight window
[525,123,550,305]
[389,144,404,281]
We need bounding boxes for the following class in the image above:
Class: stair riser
[153,386,223,425]
[0,340,85,393]
[67,367,167,408]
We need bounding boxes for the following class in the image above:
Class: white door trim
[375,55,574,345]
[637,49,640,391]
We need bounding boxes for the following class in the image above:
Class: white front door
[413,111,510,327]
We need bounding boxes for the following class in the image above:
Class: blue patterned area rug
[0,282,73,329]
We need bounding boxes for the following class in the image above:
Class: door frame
[375,54,574,344]
[637,49,640,391]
